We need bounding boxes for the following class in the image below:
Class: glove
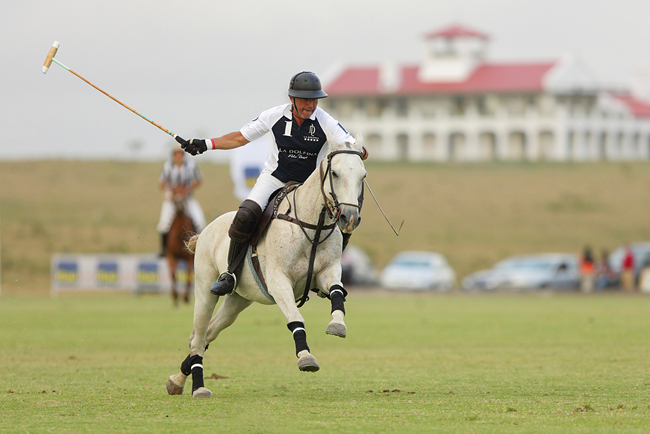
[175,136,208,156]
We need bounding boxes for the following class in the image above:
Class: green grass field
[2,160,650,432]
[2,292,650,433]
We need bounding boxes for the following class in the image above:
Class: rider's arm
[209,132,249,150]
[175,131,249,155]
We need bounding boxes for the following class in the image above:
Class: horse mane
[186,234,199,254]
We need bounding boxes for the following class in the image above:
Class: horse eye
[332,171,339,179]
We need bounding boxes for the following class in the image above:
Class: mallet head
[42,41,60,74]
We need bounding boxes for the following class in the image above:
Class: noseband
[319,149,364,219]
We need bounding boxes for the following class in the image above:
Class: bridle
[319,149,364,220]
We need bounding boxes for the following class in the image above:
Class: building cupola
[419,24,490,82]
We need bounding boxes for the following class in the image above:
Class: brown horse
[165,197,196,306]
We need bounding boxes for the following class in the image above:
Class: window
[450,96,466,117]
[395,99,408,118]
[366,99,386,118]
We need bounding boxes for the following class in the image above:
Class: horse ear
[325,129,340,153]
[353,133,364,152]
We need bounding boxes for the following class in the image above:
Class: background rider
[157,146,206,256]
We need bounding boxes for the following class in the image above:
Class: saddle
[245,183,289,244]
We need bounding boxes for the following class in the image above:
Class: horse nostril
[339,214,348,225]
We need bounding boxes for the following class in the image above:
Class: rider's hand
[175,136,209,156]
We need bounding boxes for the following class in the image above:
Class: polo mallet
[42,41,177,138]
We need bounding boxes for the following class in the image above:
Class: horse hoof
[298,354,320,372]
[326,322,347,338]
[192,387,212,398]
[166,377,184,395]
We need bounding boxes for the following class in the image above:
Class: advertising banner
[51,254,191,296]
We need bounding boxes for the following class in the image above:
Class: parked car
[461,253,580,291]
[340,245,377,286]
[380,251,455,291]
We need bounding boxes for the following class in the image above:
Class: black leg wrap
[287,321,309,356]
[188,354,204,392]
[180,353,192,376]
[329,284,347,314]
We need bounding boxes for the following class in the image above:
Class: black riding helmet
[288,71,328,99]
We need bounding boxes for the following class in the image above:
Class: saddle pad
[245,245,275,303]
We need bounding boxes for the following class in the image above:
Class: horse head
[173,195,187,214]
[323,131,367,234]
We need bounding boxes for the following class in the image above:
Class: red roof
[425,24,489,40]
[611,93,650,118]
[325,62,557,96]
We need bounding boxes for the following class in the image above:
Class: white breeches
[157,197,206,233]
[246,172,287,209]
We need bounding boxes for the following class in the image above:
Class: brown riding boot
[159,232,168,257]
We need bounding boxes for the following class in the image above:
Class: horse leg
[316,268,348,338]
[166,268,219,398]
[184,259,194,304]
[268,276,319,372]
[205,292,253,343]
[169,293,253,398]
[168,256,178,307]
[325,285,347,338]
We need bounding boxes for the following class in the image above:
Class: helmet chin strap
[290,97,312,121]
[290,99,302,120]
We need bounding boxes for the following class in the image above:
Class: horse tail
[185,234,199,254]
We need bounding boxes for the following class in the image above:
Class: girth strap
[296,207,328,308]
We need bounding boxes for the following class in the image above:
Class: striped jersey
[158,159,202,194]
[240,103,354,183]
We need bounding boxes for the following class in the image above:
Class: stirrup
[210,271,236,296]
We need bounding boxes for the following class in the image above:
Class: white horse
[166,133,367,398]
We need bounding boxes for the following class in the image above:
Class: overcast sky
[3,0,650,161]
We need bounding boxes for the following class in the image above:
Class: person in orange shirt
[580,246,595,293]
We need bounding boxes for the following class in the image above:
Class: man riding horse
[156,146,206,256]
[176,71,360,296]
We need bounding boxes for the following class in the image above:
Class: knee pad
[229,199,263,242]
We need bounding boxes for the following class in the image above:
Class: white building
[321,24,650,162]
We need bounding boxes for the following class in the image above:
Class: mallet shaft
[66,66,174,136]
[44,41,175,137]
